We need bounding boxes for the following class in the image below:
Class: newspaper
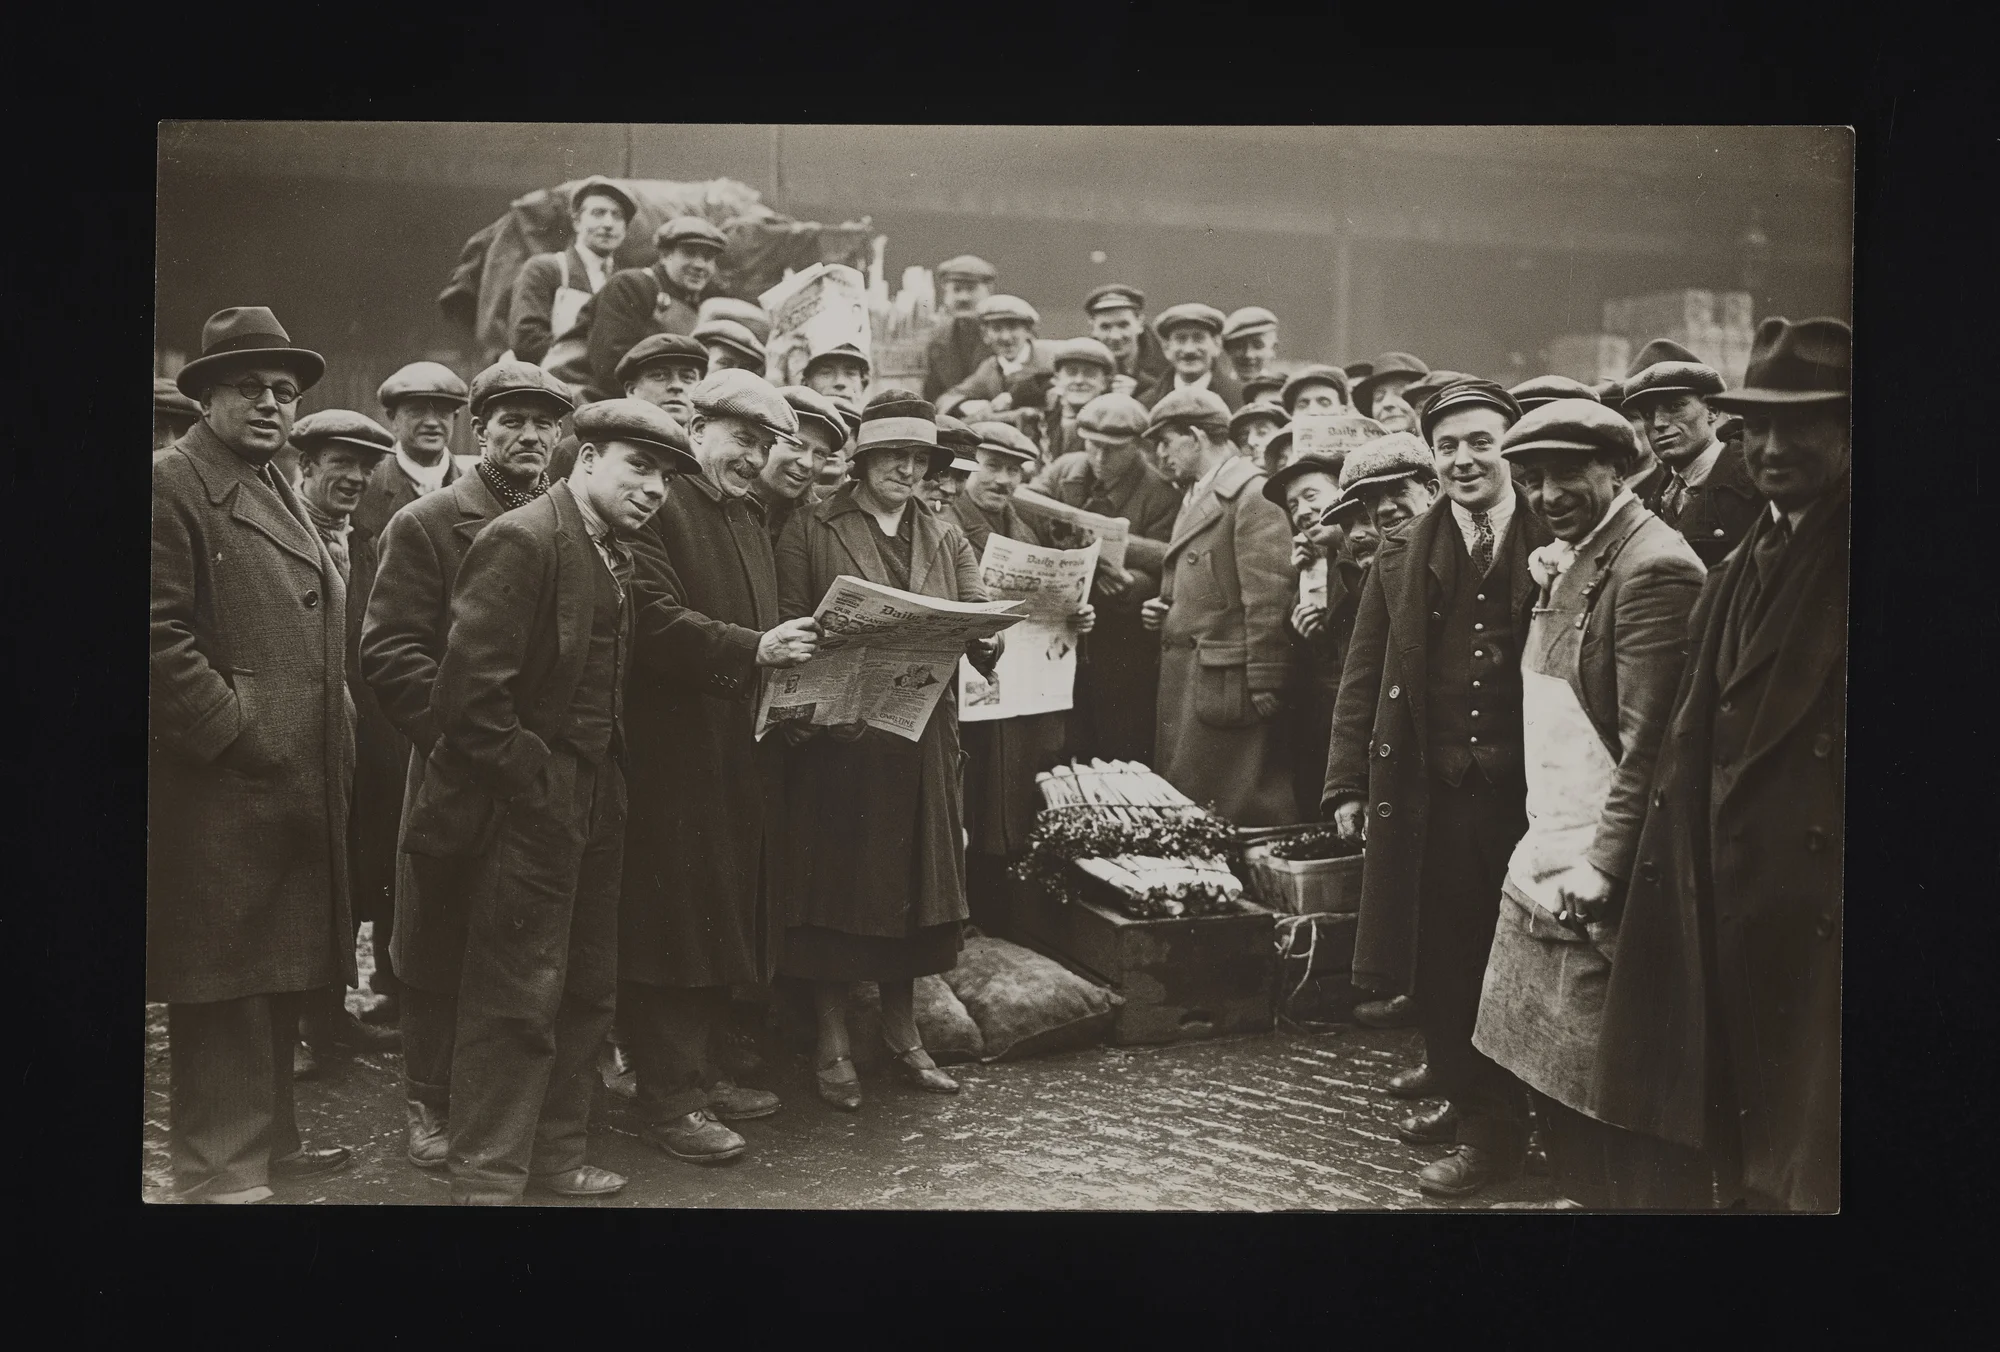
[1300,556,1328,610]
[959,535,1099,722]
[1289,412,1385,464]
[754,575,1025,742]
[1008,487,1130,570]
[760,263,873,388]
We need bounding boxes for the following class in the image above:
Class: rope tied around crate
[1273,912,1349,1035]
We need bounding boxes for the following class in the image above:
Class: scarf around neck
[477,458,549,512]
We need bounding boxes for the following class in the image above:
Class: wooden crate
[1011,875,1277,1046]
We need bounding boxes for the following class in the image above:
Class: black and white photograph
[144,121,1857,1211]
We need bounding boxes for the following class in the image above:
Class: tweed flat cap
[1221,306,1279,344]
[692,318,767,367]
[1500,398,1637,467]
[976,294,1039,326]
[1351,352,1429,413]
[1280,364,1352,411]
[1262,452,1344,507]
[1509,374,1602,413]
[290,408,394,457]
[378,360,470,410]
[176,306,325,399]
[1050,337,1117,375]
[573,397,700,476]
[1241,373,1286,406]
[568,176,636,220]
[937,255,998,283]
[616,332,708,387]
[1400,369,1468,420]
[1709,316,1851,409]
[1420,378,1523,440]
[1339,432,1436,495]
[1084,283,1145,314]
[697,297,771,344]
[468,360,574,416]
[154,377,200,419]
[654,215,728,253]
[970,421,1041,464]
[780,385,849,446]
[1076,392,1152,441]
[1620,360,1726,408]
[690,368,799,440]
[1143,386,1232,439]
[1152,303,1226,339]
[1625,338,1700,378]
[1229,401,1289,438]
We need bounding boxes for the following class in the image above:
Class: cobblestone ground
[144,930,1556,1210]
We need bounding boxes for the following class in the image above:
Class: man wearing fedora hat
[940,295,1059,419]
[1593,318,1852,1212]
[1084,283,1171,400]
[151,306,355,1201]
[359,360,574,1172]
[357,361,471,543]
[508,177,638,368]
[406,396,693,1203]
[923,255,999,402]
[1621,340,1762,566]
[1221,307,1282,386]
[1138,303,1244,412]
[577,214,729,400]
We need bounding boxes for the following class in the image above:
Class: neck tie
[1470,510,1496,577]
[1746,514,1792,618]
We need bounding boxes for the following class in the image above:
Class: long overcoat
[1155,454,1297,825]
[774,487,983,937]
[1593,481,1847,1211]
[358,468,511,990]
[149,421,356,1004]
[345,523,401,925]
[621,473,786,987]
[1320,491,1552,993]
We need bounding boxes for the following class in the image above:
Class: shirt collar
[1450,491,1515,546]
[1680,436,1723,488]
[1771,499,1810,532]
[1174,369,1213,392]
[568,481,612,542]
[996,347,1031,377]
[395,442,450,494]
[576,244,612,291]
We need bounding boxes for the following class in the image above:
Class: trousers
[168,991,305,1199]
[447,747,624,1204]
[401,982,457,1110]
[619,981,731,1123]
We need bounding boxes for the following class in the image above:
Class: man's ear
[574,441,598,472]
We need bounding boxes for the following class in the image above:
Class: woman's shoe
[885,1043,959,1095]
[815,1055,863,1111]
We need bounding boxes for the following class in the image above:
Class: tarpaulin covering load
[437,176,877,364]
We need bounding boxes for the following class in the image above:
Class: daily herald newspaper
[753,575,1025,741]
[1007,487,1129,571]
[958,535,1099,723]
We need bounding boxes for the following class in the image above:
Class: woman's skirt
[779,922,964,983]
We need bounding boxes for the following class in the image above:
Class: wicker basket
[1240,834,1365,916]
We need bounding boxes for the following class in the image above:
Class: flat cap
[1625,338,1700,378]
[1399,369,1468,419]
[468,360,574,417]
[970,420,1041,465]
[803,341,871,375]
[1076,392,1152,441]
[689,368,800,440]
[1351,352,1430,412]
[378,360,470,410]
[1229,401,1289,437]
[615,332,709,386]
[691,318,767,367]
[1500,398,1638,467]
[1240,373,1287,406]
[779,385,850,447]
[573,397,700,476]
[1709,316,1851,409]
[568,175,636,220]
[1620,360,1726,408]
[1143,386,1232,439]
[1592,377,1625,406]
[1280,364,1352,411]
[1050,337,1116,375]
[154,377,200,418]
[1262,452,1344,507]
[697,297,771,344]
[1221,306,1279,344]
[1152,302,1226,339]
[937,255,998,283]
[1508,374,1602,413]
[1342,360,1376,381]
[654,215,728,254]
[1419,378,1523,440]
[1339,432,1437,495]
[290,408,394,457]
[934,412,981,452]
[1083,283,1145,314]
[826,394,863,436]
[976,294,1039,326]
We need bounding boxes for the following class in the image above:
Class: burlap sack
[943,935,1122,1061]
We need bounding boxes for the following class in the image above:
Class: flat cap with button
[1420,377,1523,440]
[1083,283,1145,314]
[970,421,1041,465]
[1143,386,1232,440]
[377,360,470,411]
[1397,369,1466,421]
[654,215,729,254]
[697,296,771,344]
[1709,316,1851,410]
[1229,401,1289,437]
[616,332,710,386]
[779,385,850,447]
[1152,302,1226,339]
[1262,451,1344,507]
[175,306,326,400]
[1338,431,1436,495]
[1280,364,1352,412]
[1221,306,1279,344]
[1620,359,1726,409]
[937,255,999,283]
[1499,397,1638,469]
[468,360,575,417]
[567,175,637,221]
[154,376,201,419]
[1076,392,1152,441]
[1508,373,1601,413]
[857,390,952,476]
[976,294,1039,327]
[1050,336,1117,374]
[1240,373,1286,406]
[691,318,767,368]
[1625,337,1700,378]
[572,396,701,476]
[290,408,395,459]
[690,368,800,441]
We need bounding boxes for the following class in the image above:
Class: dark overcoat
[938,340,1060,416]
[580,261,703,399]
[1593,481,1847,1211]
[358,468,511,990]
[774,487,983,937]
[149,421,356,1004]
[621,473,785,987]
[1675,438,1763,568]
[345,524,400,925]
[352,447,460,541]
[1320,491,1552,992]
[1136,360,1245,412]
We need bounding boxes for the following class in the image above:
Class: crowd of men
[150,174,1847,1209]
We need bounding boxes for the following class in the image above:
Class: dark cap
[1262,452,1344,507]
[1500,398,1637,470]
[1709,317,1851,410]
[568,176,637,221]
[969,421,1040,465]
[1076,392,1151,441]
[1419,378,1522,441]
[468,360,575,417]
[1620,360,1725,409]
[937,255,998,283]
[1280,364,1352,412]
[779,385,850,447]
[1351,352,1430,414]
[1152,302,1226,339]
[1508,374,1602,414]
[933,412,981,452]
[378,361,470,411]
[1143,387,1232,440]
[290,408,395,459]
[1240,373,1287,406]
[1342,360,1376,381]
[572,397,700,476]
[1399,369,1468,420]
[1625,338,1700,378]
[175,306,326,399]
[654,215,728,254]
[1083,283,1145,314]
[616,333,709,387]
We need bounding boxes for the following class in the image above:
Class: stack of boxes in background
[869,262,937,395]
[1541,289,1756,387]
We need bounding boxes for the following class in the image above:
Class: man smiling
[1139,303,1243,411]
[617,332,709,427]
[358,362,469,540]
[940,294,1056,418]
[751,385,847,541]
[582,214,729,399]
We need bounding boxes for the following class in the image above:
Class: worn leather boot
[1353,995,1416,1029]
[529,1165,628,1198]
[707,1080,781,1121]
[1418,1145,1520,1199]
[1394,1100,1463,1144]
[1386,1062,1436,1099]
[406,1101,449,1170]
[643,1110,746,1164]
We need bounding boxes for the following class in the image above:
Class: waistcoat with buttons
[562,548,629,764]
[1426,514,1526,788]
